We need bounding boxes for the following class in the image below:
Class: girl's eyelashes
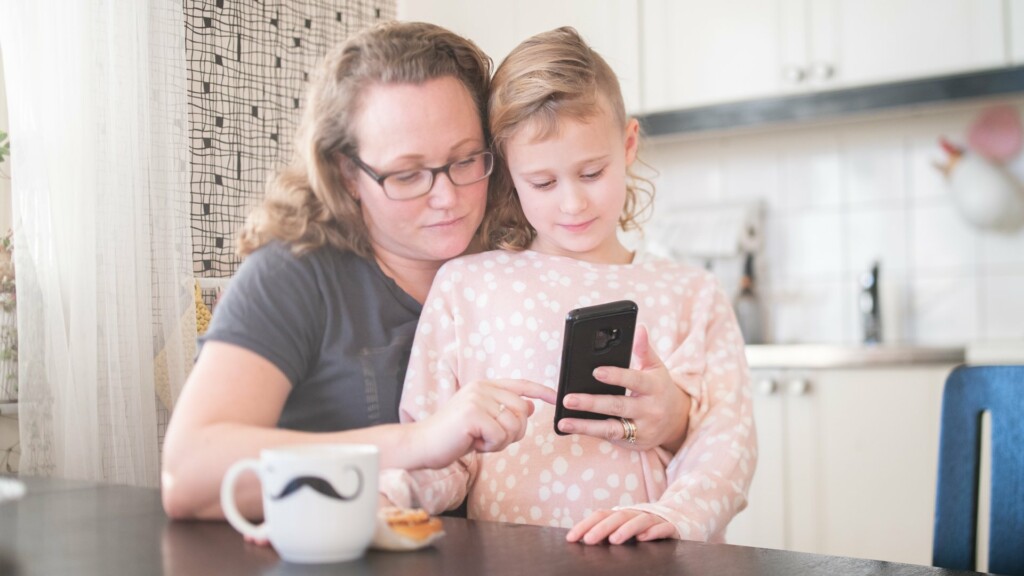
[521,164,607,190]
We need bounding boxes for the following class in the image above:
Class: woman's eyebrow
[384,138,484,165]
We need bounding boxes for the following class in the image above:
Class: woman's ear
[336,153,361,201]
[624,118,640,166]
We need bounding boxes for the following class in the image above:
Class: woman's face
[348,76,488,270]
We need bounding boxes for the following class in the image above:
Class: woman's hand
[567,509,678,545]
[555,325,691,452]
[413,379,556,469]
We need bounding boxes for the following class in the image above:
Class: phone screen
[553,300,638,435]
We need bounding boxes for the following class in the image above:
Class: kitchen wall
[642,97,1024,346]
[186,0,395,278]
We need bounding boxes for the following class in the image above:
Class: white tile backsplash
[841,124,907,207]
[722,135,781,206]
[979,225,1024,270]
[645,98,1024,344]
[910,199,978,275]
[980,272,1024,340]
[845,205,910,274]
[775,209,845,279]
[769,278,850,344]
[908,275,979,345]
[644,141,722,207]
[780,131,842,209]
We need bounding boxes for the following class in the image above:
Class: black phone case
[553,300,638,435]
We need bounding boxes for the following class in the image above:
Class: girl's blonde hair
[482,26,653,251]
[237,21,492,258]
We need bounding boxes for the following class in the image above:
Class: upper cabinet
[827,0,1005,87]
[641,0,1010,112]
[401,0,1021,118]
[641,0,787,111]
[397,0,642,114]
[1012,0,1024,64]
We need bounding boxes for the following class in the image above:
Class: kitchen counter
[745,344,965,369]
[965,341,1024,365]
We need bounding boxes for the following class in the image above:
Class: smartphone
[553,300,638,435]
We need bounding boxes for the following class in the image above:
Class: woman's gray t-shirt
[200,242,422,432]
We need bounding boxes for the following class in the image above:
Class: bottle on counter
[859,261,882,344]
[734,253,765,345]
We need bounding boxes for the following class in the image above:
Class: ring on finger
[620,417,637,445]
[498,403,507,414]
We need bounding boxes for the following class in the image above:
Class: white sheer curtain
[0,0,194,486]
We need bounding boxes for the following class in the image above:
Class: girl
[380,27,756,545]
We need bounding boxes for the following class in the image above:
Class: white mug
[220,444,379,564]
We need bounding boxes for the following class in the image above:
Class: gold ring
[620,418,637,445]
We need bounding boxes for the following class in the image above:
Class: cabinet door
[640,0,784,111]
[831,0,1006,87]
[1011,0,1024,64]
[397,0,642,114]
[804,366,950,565]
[726,371,787,550]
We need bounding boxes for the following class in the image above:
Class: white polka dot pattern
[385,249,757,543]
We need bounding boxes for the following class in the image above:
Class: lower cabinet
[728,365,955,565]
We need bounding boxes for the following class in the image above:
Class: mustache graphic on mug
[271,467,363,502]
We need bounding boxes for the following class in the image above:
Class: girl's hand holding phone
[556,325,692,453]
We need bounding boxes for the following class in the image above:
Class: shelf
[637,66,1024,137]
[0,403,17,416]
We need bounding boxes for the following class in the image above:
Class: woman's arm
[161,342,554,521]
[162,342,431,520]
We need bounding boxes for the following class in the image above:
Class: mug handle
[220,458,269,541]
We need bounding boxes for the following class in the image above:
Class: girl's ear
[624,118,640,166]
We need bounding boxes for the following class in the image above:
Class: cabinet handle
[756,378,777,396]
[786,379,810,396]
[809,62,835,81]
[783,65,806,84]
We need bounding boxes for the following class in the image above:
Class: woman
[162,21,554,521]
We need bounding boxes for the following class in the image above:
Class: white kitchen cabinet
[396,0,642,114]
[728,365,954,566]
[640,0,785,111]
[1011,0,1024,64]
[828,0,1005,88]
[641,0,1008,112]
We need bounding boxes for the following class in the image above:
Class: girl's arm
[568,277,757,544]
[555,324,692,452]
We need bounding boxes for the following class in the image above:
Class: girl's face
[347,76,488,269]
[505,102,639,264]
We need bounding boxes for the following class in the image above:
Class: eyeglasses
[348,150,494,201]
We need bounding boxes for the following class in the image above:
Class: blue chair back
[933,365,1024,575]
